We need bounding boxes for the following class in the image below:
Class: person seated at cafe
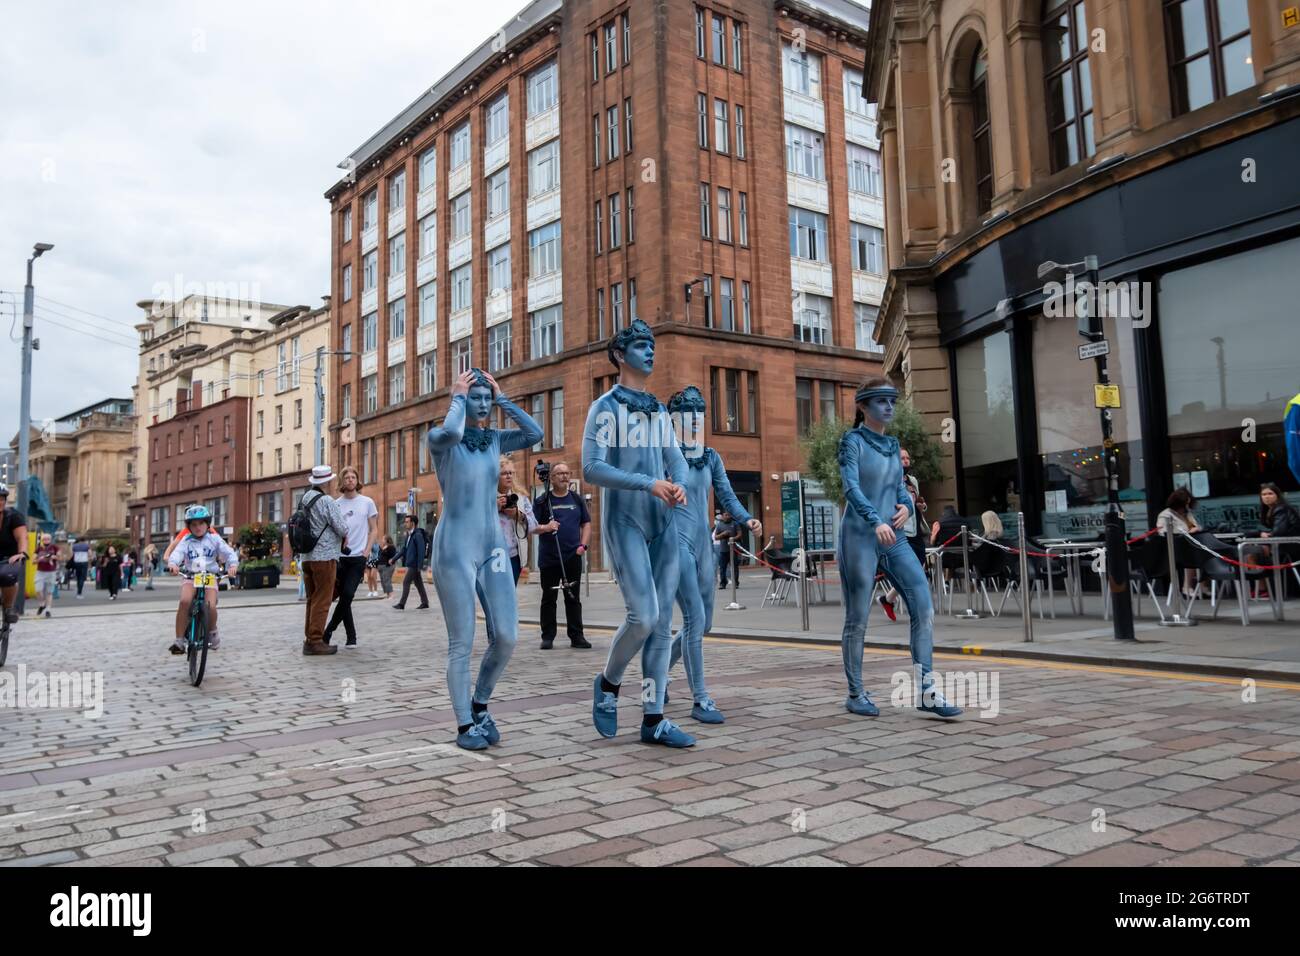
[1243,483,1300,597]
[1157,488,1203,598]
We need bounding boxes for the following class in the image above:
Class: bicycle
[0,614,9,667]
[181,568,218,687]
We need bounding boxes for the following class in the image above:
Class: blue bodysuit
[837,425,935,697]
[582,384,688,712]
[427,393,543,726]
[668,448,751,703]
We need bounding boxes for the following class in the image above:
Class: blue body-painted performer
[665,386,761,724]
[583,319,696,748]
[427,368,544,750]
[838,376,962,719]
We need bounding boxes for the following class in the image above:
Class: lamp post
[18,243,54,516]
[683,277,706,325]
[311,349,352,468]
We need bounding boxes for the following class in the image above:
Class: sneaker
[455,723,491,751]
[472,710,501,745]
[303,641,338,656]
[416,604,430,609]
[76,593,83,599]
[3,608,19,625]
[592,674,618,738]
[345,636,357,648]
[918,687,963,719]
[570,637,592,649]
[110,595,116,601]
[878,595,897,622]
[690,698,726,724]
[640,718,696,748]
[845,693,880,717]
[168,639,186,655]
[392,604,405,610]
[208,633,221,651]
[43,609,51,618]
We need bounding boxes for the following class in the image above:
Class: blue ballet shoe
[592,674,619,738]
[455,723,491,751]
[918,687,963,719]
[690,698,726,724]
[472,710,501,745]
[845,693,880,717]
[640,719,696,748]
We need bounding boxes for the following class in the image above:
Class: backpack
[287,490,326,555]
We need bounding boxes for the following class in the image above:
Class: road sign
[1079,340,1110,360]
[1094,384,1122,408]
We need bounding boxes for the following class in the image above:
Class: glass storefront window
[956,329,1021,534]
[1159,234,1300,533]
[1033,307,1147,539]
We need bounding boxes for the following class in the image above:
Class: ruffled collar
[853,425,898,456]
[685,446,713,470]
[613,383,660,415]
[461,427,494,452]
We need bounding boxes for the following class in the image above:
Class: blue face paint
[622,337,655,374]
[864,394,896,425]
[467,384,495,422]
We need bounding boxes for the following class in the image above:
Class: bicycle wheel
[188,611,208,687]
[0,621,9,667]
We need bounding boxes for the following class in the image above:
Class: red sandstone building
[326,0,885,566]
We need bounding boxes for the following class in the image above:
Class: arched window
[1164,0,1254,116]
[1043,0,1095,171]
[971,45,993,214]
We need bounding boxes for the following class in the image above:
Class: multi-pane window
[389,296,406,339]
[389,169,406,213]
[550,389,564,447]
[850,222,885,274]
[972,47,993,214]
[363,250,378,291]
[342,264,352,301]
[697,93,709,148]
[528,140,559,195]
[450,122,470,169]
[363,374,378,413]
[711,14,726,65]
[626,187,636,242]
[844,67,870,116]
[794,293,832,344]
[526,60,558,116]
[713,99,729,153]
[734,105,745,158]
[362,190,378,231]
[389,231,406,275]
[1164,0,1253,116]
[709,368,754,433]
[847,143,882,196]
[388,430,405,479]
[419,282,437,326]
[611,283,624,329]
[594,200,604,254]
[695,7,705,58]
[530,304,562,359]
[451,191,471,240]
[785,124,825,179]
[597,288,606,337]
[738,192,749,246]
[699,184,712,238]
[528,222,561,276]
[717,188,732,243]
[604,22,617,74]
[1044,0,1096,170]
[624,97,633,152]
[591,33,600,82]
[783,42,822,98]
[855,303,883,352]
[531,394,546,450]
[607,105,620,159]
[418,352,437,395]
[451,264,472,312]
[342,206,352,242]
[256,411,264,438]
[274,405,283,434]
[388,363,406,405]
[453,338,472,375]
[342,383,352,419]
[419,146,436,191]
[488,245,511,296]
[819,380,838,424]
[741,280,751,332]
[719,277,735,331]
[487,167,509,219]
[622,13,630,65]
[732,21,743,72]
[789,207,829,262]
[419,213,436,257]
[294,399,303,429]
[701,276,713,325]
[628,277,638,320]
[485,93,509,145]
[362,312,378,351]
[488,322,511,371]
[593,114,601,167]
[609,193,621,248]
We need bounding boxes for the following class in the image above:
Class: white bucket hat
[309,464,335,486]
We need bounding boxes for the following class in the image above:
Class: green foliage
[237,523,282,557]
[239,557,281,571]
[800,400,946,506]
[100,537,130,556]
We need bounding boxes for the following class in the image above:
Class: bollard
[953,526,981,619]
[1159,517,1197,627]
[723,542,744,611]
[1017,512,1033,642]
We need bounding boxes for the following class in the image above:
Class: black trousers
[74,564,87,595]
[396,565,429,607]
[717,547,739,586]
[539,554,584,642]
[326,556,367,642]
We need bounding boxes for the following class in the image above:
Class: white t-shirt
[335,493,378,556]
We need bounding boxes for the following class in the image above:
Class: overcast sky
[0,0,521,443]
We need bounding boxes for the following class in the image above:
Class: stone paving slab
[0,597,1298,866]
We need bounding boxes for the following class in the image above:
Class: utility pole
[18,243,54,515]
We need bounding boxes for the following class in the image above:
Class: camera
[505,493,519,509]
[534,459,550,484]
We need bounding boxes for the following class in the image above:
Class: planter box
[239,567,280,590]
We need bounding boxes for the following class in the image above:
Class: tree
[800,400,946,506]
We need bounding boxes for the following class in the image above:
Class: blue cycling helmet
[184,504,212,524]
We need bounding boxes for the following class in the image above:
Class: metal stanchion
[1159,518,1196,627]
[584,549,590,597]
[1017,513,1033,642]
[723,542,744,611]
[953,526,981,619]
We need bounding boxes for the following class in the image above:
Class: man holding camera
[533,461,592,650]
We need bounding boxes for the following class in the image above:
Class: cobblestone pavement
[1,596,1299,867]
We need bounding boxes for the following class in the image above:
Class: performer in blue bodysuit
[428,368,543,750]
[838,376,962,719]
[582,319,695,748]
[665,386,761,724]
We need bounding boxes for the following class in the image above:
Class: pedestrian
[0,483,28,627]
[71,538,91,598]
[364,542,381,598]
[100,545,122,600]
[377,535,398,598]
[713,511,740,589]
[296,465,346,656]
[533,461,592,650]
[33,532,59,618]
[144,542,158,590]
[392,513,431,610]
[324,465,378,648]
[122,550,134,591]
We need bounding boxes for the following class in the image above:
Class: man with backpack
[291,465,348,656]
[393,512,430,610]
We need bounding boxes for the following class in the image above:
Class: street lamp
[18,242,54,515]
[683,277,707,325]
[1038,255,1134,642]
[310,349,352,467]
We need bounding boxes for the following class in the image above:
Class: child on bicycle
[166,505,238,654]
